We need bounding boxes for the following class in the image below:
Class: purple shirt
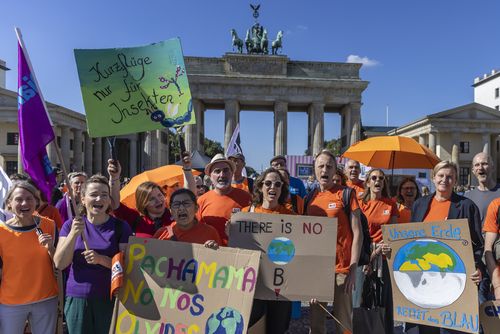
[60,216,132,298]
[55,194,72,224]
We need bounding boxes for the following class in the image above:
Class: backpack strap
[303,188,318,214]
[291,194,298,214]
[343,186,354,218]
[247,177,254,194]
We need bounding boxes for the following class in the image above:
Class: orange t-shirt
[0,215,58,305]
[360,198,398,243]
[423,198,451,222]
[284,195,304,215]
[154,222,222,245]
[37,204,63,230]
[306,186,360,274]
[242,204,295,215]
[346,180,365,199]
[197,188,252,246]
[232,178,250,193]
[396,202,412,224]
[483,198,500,233]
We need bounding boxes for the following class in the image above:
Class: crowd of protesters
[2,148,500,334]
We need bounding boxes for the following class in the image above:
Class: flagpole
[15,27,89,251]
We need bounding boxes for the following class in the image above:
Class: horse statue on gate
[271,30,283,55]
[245,29,252,53]
[260,29,269,54]
[230,29,243,53]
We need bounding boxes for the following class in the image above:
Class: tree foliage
[203,138,224,158]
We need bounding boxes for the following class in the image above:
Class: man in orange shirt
[307,150,363,334]
[344,159,365,199]
[197,154,252,246]
[228,153,253,194]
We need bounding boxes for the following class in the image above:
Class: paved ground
[287,306,404,333]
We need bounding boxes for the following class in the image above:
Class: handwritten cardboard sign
[381,219,479,333]
[74,38,195,137]
[479,301,500,334]
[229,212,337,301]
[110,237,260,334]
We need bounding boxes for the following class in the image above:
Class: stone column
[418,134,425,146]
[274,101,288,156]
[308,102,325,156]
[47,127,58,167]
[483,133,491,155]
[428,132,436,153]
[224,100,240,151]
[349,102,362,147]
[185,99,205,153]
[73,129,83,171]
[60,126,71,171]
[491,134,498,181]
[451,132,460,171]
[93,138,102,174]
[84,132,93,175]
[102,138,110,172]
[154,130,163,167]
[143,131,152,170]
[129,134,138,177]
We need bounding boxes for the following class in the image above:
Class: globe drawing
[393,239,466,309]
[205,307,244,334]
[267,237,296,265]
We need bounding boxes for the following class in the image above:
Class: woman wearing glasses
[360,168,398,334]
[153,188,220,248]
[244,167,294,334]
[395,177,421,224]
[406,161,483,334]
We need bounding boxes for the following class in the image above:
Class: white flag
[225,123,243,157]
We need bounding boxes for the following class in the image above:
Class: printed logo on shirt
[232,208,242,214]
[383,209,390,215]
[328,203,337,209]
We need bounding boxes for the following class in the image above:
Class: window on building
[459,167,470,186]
[496,88,499,98]
[161,132,169,144]
[57,136,61,146]
[6,133,19,145]
[496,105,499,111]
[459,141,469,153]
[70,140,74,150]
[6,161,18,175]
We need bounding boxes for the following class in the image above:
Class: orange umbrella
[120,165,201,209]
[342,136,440,169]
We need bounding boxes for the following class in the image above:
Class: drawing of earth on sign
[205,307,244,334]
[393,239,466,309]
[267,237,296,265]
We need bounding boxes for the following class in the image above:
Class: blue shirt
[289,176,307,198]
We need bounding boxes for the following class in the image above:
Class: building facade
[474,69,500,110]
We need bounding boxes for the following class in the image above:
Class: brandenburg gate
[184,53,368,156]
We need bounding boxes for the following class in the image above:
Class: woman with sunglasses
[153,188,220,248]
[407,161,483,334]
[360,168,398,334]
[244,167,294,334]
[395,177,421,224]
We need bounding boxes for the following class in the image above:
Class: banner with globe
[479,300,500,334]
[229,212,337,301]
[381,219,479,333]
[74,38,195,137]
[110,237,260,334]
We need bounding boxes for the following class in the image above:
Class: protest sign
[381,219,479,333]
[74,38,195,137]
[479,300,500,334]
[229,212,337,301]
[110,237,260,334]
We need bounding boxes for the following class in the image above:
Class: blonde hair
[4,181,41,212]
[432,161,458,178]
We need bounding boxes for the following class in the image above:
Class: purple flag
[17,30,56,201]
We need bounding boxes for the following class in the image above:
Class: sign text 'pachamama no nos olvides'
[74,38,195,137]
[110,237,260,334]
[381,219,479,333]
[229,212,337,301]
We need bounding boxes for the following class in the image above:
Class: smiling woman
[53,175,133,334]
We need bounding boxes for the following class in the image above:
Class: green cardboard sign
[74,38,195,137]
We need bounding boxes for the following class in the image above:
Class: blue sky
[1,0,499,171]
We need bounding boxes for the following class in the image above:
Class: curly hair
[252,168,289,207]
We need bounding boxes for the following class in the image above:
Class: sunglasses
[370,175,385,181]
[263,180,283,188]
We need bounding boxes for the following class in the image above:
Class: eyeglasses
[170,200,194,209]
[370,175,385,181]
[263,180,283,188]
